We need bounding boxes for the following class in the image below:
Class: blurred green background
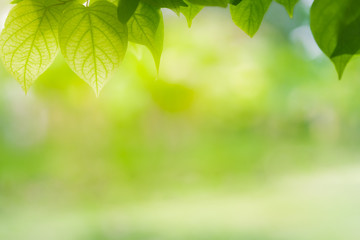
[1,0,360,239]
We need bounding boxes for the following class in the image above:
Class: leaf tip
[93,86,103,98]
[247,32,256,38]
[333,61,346,80]
[153,53,161,75]
[331,55,352,81]
[285,7,295,18]
[22,88,29,96]
[21,83,30,95]
[336,67,344,80]
[187,21,193,28]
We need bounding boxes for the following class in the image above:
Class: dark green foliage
[332,0,360,57]
[117,0,141,23]
[229,0,242,5]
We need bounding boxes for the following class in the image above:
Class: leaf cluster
[0,0,359,95]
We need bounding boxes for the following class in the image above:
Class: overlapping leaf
[59,1,128,96]
[127,2,163,71]
[117,0,141,24]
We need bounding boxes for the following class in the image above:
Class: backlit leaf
[0,0,63,93]
[59,1,128,96]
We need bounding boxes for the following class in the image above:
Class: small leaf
[59,1,128,96]
[275,0,299,18]
[127,2,163,72]
[181,1,203,28]
[0,0,63,93]
[230,0,272,37]
[310,0,360,78]
[117,0,140,24]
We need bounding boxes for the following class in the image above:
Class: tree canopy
[0,0,359,95]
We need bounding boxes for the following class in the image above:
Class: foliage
[0,0,359,95]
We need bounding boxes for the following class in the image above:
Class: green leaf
[186,0,228,7]
[181,1,203,28]
[0,0,63,93]
[230,0,272,37]
[59,1,128,96]
[310,0,360,79]
[127,2,163,72]
[275,0,299,18]
[117,0,140,24]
